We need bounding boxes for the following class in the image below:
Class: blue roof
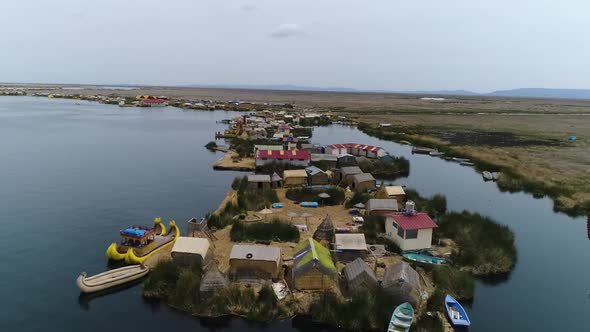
[122,228,146,237]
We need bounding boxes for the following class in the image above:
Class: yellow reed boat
[106,217,179,264]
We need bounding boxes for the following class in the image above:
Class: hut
[385,211,437,251]
[283,169,308,187]
[351,173,376,193]
[336,154,357,168]
[229,244,281,281]
[343,257,379,291]
[305,166,330,185]
[366,198,399,216]
[292,238,337,290]
[247,174,271,190]
[271,172,283,188]
[310,153,338,169]
[199,269,229,293]
[334,233,368,262]
[337,166,363,185]
[313,215,334,243]
[384,186,406,205]
[382,262,422,307]
[171,237,211,266]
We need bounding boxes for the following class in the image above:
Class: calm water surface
[0,97,588,331]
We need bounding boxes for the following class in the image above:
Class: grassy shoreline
[357,122,589,216]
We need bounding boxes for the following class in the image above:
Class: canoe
[460,161,475,166]
[388,302,414,332]
[412,147,436,154]
[402,253,447,265]
[429,151,444,157]
[451,157,470,163]
[76,264,149,293]
[482,171,493,181]
[445,295,471,327]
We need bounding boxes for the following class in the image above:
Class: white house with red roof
[384,211,438,251]
[325,143,387,159]
[255,149,310,168]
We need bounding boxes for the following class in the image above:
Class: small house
[254,144,283,153]
[310,153,338,169]
[334,233,368,262]
[343,257,379,291]
[305,166,330,185]
[382,262,421,307]
[292,238,337,290]
[385,212,437,251]
[247,174,271,190]
[336,154,357,168]
[171,237,211,266]
[229,244,281,281]
[337,166,363,185]
[384,186,406,205]
[351,173,376,193]
[366,199,399,216]
[255,149,310,168]
[199,269,229,293]
[313,215,335,243]
[283,169,308,187]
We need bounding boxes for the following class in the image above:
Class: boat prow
[106,242,128,260]
[76,264,149,293]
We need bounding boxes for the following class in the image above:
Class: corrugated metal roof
[367,199,399,211]
[283,169,308,178]
[248,174,271,183]
[387,212,438,230]
[352,173,375,183]
[229,244,281,262]
[335,233,368,251]
[171,237,210,257]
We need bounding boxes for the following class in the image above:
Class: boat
[412,147,436,154]
[482,171,493,181]
[444,295,471,327]
[451,157,470,163]
[460,161,475,166]
[106,217,180,264]
[76,264,149,293]
[388,302,414,332]
[402,252,447,265]
[429,151,444,157]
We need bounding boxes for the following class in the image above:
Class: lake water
[0,97,588,331]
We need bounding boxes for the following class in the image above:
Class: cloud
[241,4,256,11]
[269,24,304,38]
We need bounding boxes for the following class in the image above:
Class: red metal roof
[257,149,310,160]
[142,98,167,103]
[327,143,383,152]
[387,213,438,230]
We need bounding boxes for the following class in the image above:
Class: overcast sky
[2,0,589,92]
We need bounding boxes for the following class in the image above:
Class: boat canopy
[121,228,150,238]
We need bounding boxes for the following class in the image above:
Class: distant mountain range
[182,84,590,100]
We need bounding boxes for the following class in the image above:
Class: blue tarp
[568,136,577,141]
[122,228,146,237]
[306,185,331,190]
[272,203,284,208]
[300,202,319,208]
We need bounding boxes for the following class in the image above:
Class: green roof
[293,238,336,276]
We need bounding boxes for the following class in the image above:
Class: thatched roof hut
[199,269,229,293]
[313,214,334,243]
[343,257,378,291]
[382,262,422,306]
[292,238,337,290]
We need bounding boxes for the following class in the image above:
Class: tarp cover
[122,228,146,237]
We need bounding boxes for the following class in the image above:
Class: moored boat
[451,157,470,163]
[388,302,414,332]
[459,161,475,166]
[106,218,180,264]
[402,252,447,265]
[76,264,149,293]
[482,171,493,181]
[412,147,436,154]
[444,294,471,327]
[429,151,444,157]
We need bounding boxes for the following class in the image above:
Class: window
[391,221,398,229]
[405,229,418,239]
[397,227,404,238]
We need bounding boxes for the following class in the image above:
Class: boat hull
[402,253,447,265]
[388,302,414,332]
[106,242,128,261]
[76,264,149,293]
[444,295,471,327]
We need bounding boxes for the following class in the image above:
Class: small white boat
[482,171,493,181]
[429,151,444,157]
[460,161,475,166]
[76,264,149,293]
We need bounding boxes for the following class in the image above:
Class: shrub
[427,265,475,311]
[404,189,447,219]
[205,141,217,151]
[358,157,410,179]
[230,219,300,242]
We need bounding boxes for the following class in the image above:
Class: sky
[1,0,589,92]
